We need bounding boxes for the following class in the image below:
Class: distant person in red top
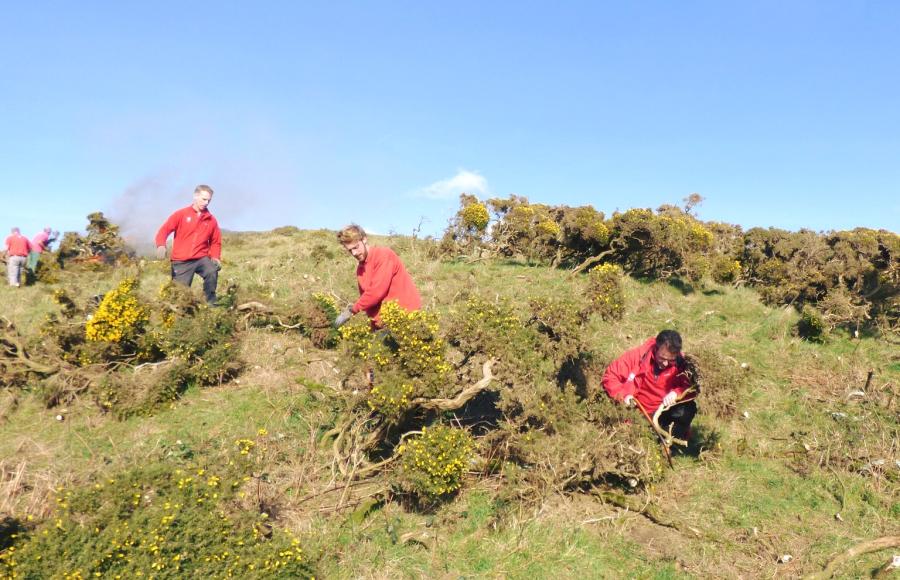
[3,227,32,287]
[333,224,421,329]
[602,330,696,441]
[27,227,59,273]
[154,184,222,304]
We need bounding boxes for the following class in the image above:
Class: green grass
[2,228,898,578]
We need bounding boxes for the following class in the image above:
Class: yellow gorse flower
[397,426,474,498]
[85,278,149,343]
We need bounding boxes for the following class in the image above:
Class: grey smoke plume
[108,174,187,256]
[108,166,308,256]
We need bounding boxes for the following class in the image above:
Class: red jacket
[154,206,221,262]
[602,338,691,413]
[4,234,31,257]
[352,246,421,327]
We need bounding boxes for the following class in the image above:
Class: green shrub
[797,305,827,342]
[0,442,314,578]
[586,263,625,320]
[396,426,475,499]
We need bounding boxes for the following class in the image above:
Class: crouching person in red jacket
[155,185,222,304]
[333,224,421,329]
[602,330,696,441]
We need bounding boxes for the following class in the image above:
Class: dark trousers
[658,400,697,441]
[172,257,219,304]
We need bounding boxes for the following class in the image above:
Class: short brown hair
[337,224,366,244]
[194,184,214,196]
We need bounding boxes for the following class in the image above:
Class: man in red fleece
[602,330,696,441]
[333,224,421,329]
[4,227,31,287]
[154,185,222,304]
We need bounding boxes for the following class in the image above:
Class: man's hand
[156,246,167,260]
[662,391,677,409]
[334,306,353,328]
[623,395,637,408]
[212,258,222,271]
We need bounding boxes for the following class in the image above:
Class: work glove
[212,258,222,271]
[662,391,677,409]
[156,246,167,260]
[623,395,637,408]
[334,306,353,328]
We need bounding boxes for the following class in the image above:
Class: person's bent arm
[154,212,179,249]
[602,354,637,403]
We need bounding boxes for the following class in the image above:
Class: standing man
[27,227,59,272]
[334,224,421,328]
[155,184,222,304]
[602,330,696,441]
[3,227,31,287]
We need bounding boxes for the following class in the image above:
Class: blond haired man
[335,224,421,328]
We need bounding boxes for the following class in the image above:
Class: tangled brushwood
[318,287,699,504]
[2,277,242,418]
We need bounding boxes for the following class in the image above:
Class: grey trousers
[171,257,219,304]
[6,255,26,286]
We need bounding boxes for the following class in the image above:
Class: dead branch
[591,489,689,533]
[571,248,617,275]
[805,536,900,580]
[1,330,58,376]
[408,359,496,411]
[236,301,273,313]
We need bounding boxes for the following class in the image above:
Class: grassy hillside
[1,228,898,578]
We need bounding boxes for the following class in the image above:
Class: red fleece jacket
[154,206,221,261]
[4,234,31,257]
[602,338,691,413]
[352,246,421,326]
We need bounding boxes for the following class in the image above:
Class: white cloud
[412,169,489,199]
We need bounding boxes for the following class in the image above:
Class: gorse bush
[85,278,149,344]
[461,201,490,232]
[378,301,451,388]
[441,195,899,334]
[0,435,314,578]
[586,263,625,320]
[56,211,131,267]
[367,372,415,422]
[798,305,827,342]
[27,276,243,417]
[444,295,523,358]
[396,426,475,499]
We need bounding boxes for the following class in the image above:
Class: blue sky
[1,1,897,247]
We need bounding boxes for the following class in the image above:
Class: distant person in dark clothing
[154,184,222,304]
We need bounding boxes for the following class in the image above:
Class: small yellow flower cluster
[367,381,414,421]
[312,292,338,319]
[380,301,452,378]
[397,426,475,498]
[572,207,610,244]
[587,263,625,320]
[235,439,256,455]
[460,202,490,231]
[620,208,653,221]
[85,278,149,343]
[338,316,374,358]
[461,297,519,335]
[688,223,714,248]
[537,219,561,237]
